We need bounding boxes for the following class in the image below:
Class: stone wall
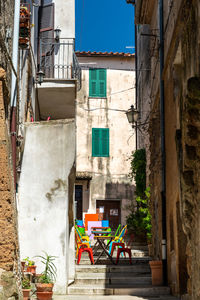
[136,0,200,299]
[0,0,14,91]
[0,70,21,299]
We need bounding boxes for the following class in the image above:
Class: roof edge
[75,51,135,58]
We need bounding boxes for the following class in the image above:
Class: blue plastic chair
[108,225,127,255]
[76,220,84,227]
[102,220,109,227]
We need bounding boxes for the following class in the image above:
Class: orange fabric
[84,214,99,230]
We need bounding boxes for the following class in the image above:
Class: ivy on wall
[127,149,152,242]
[129,148,146,197]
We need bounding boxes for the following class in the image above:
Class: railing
[39,38,81,90]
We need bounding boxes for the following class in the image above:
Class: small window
[89,69,107,98]
[92,128,109,157]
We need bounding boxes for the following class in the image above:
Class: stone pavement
[53,295,180,300]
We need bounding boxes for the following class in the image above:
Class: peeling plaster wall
[76,56,136,224]
[18,119,75,294]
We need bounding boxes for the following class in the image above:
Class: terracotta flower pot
[22,289,30,300]
[36,283,54,292]
[27,265,36,275]
[36,291,53,300]
[149,260,163,286]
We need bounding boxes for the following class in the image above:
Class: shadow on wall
[105,182,135,200]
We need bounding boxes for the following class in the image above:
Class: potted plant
[22,277,31,300]
[35,252,57,300]
[24,256,37,275]
[149,259,163,286]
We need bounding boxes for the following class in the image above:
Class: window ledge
[92,156,110,158]
[88,97,107,100]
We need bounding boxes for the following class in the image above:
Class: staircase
[68,243,174,298]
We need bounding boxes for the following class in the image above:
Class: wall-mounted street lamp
[125,105,139,128]
[36,70,45,85]
[54,28,61,42]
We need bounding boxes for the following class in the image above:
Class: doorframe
[96,199,122,225]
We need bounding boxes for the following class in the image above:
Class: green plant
[22,277,31,289]
[35,252,57,284]
[126,148,152,242]
[129,149,146,198]
[24,257,35,266]
[126,187,152,241]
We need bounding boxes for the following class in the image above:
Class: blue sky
[75,0,135,53]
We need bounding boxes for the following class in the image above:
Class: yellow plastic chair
[75,225,90,243]
[75,231,90,258]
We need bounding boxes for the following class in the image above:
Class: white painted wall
[76,55,136,225]
[54,0,75,39]
[18,120,75,294]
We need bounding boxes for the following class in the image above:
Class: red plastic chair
[116,247,132,264]
[77,245,94,265]
[110,242,125,256]
[115,233,134,264]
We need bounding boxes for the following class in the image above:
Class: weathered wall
[54,0,75,38]
[18,119,75,294]
[0,0,14,89]
[76,55,136,225]
[0,70,21,299]
[136,0,200,299]
[0,1,21,298]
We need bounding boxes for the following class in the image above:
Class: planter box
[149,260,163,286]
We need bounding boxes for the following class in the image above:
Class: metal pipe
[135,23,138,150]
[159,0,167,284]
[126,0,138,149]
[10,0,20,188]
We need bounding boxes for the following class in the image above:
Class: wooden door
[96,200,121,230]
[75,185,83,220]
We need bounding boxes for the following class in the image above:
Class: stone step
[76,250,149,257]
[129,245,148,251]
[75,272,152,285]
[54,295,179,300]
[76,257,151,265]
[75,264,151,274]
[68,285,170,296]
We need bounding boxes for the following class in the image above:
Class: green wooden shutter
[89,69,106,97]
[98,69,107,97]
[92,128,109,157]
[89,69,97,97]
[92,128,100,156]
[101,128,109,157]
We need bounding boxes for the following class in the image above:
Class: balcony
[37,38,81,120]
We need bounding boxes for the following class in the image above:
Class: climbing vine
[129,148,146,198]
[127,149,152,242]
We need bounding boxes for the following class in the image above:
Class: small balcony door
[75,185,83,221]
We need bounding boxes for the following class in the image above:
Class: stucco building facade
[75,52,136,228]
[0,0,80,295]
[133,0,200,299]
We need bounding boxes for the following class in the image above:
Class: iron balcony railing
[39,38,81,90]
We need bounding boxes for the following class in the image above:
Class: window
[38,3,54,77]
[89,69,107,98]
[92,128,109,157]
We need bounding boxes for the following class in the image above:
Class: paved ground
[31,294,180,299]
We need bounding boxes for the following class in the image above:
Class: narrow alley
[0,1,200,300]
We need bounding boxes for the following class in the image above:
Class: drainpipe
[126,0,138,149]
[135,23,138,150]
[10,0,20,188]
[159,0,167,284]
